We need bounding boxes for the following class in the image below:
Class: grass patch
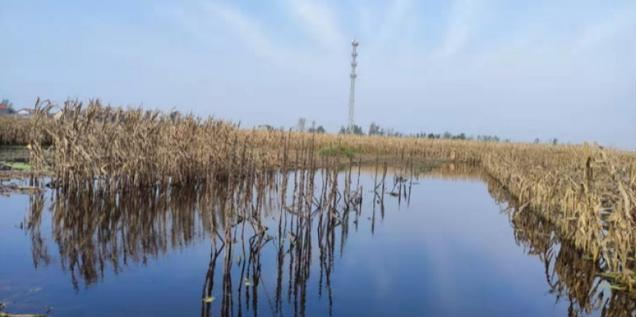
[318,145,357,158]
[2,161,31,171]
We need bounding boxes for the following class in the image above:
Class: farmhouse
[0,103,11,115]
[15,108,33,117]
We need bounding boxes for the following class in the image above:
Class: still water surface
[0,166,632,316]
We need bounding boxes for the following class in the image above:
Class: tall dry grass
[9,99,636,293]
[482,144,635,289]
[0,116,33,145]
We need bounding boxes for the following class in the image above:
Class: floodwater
[0,164,634,317]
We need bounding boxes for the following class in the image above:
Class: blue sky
[1,0,635,148]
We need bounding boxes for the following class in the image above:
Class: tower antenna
[348,39,359,131]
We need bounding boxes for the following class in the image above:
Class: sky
[1,0,635,149]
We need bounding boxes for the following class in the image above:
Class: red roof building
[0,103,9,114]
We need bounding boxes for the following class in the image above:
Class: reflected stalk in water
[22,162,635,317]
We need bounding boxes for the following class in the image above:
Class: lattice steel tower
[348,40,359,130]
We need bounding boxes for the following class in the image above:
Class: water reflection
[42,185,214,288]
[21,163,635,317]
[488,178,636,317]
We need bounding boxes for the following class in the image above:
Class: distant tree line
[338,125,364,135]
[534,137,560,145]
[333,122,503,141]
[363,122,508,142]
[293,119,559,145]
[294,118,326,134]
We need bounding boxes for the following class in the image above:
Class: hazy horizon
[1,0,635,149]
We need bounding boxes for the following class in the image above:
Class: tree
[351,125,364,135]
[368,122,383,136]
[169,110,180,121]
[309,124,326,134]
[257,124,274,131]
[296,118,306,132]
[339,125,364,135]
[307,120,326,134]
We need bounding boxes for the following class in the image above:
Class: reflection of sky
[0,174,593,316]
[333,178,560,316]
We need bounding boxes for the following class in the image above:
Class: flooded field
[1,164,633,317]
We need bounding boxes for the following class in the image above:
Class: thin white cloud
[375,0,415,47]
[570,8,634,55]
[434,0,476,57]
[203,2,283,61]
[286,0,347,52]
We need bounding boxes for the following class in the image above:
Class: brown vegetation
[1,99,634,294]
[0,116,32,145]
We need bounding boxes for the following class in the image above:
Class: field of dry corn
[0,116,33,145]
[1,99,634,293]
